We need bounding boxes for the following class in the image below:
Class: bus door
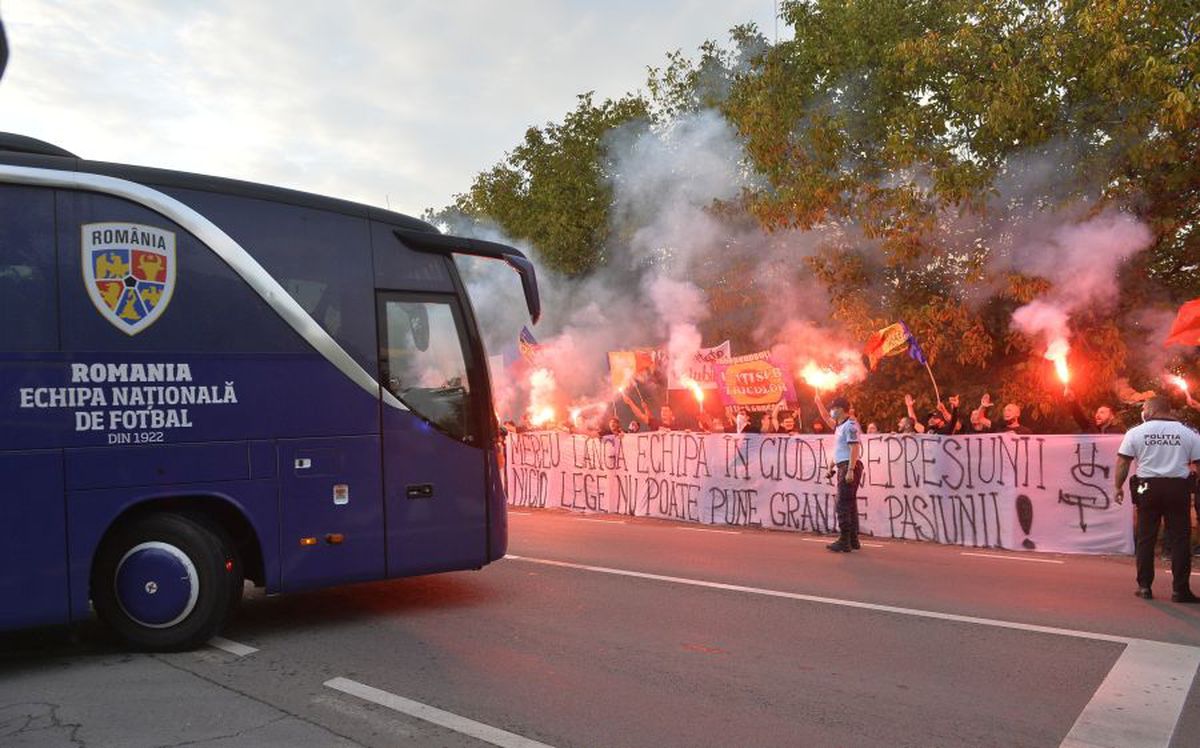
[377,293,486,576]
[278,434,385,592]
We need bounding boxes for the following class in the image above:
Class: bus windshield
[381,298,474,441]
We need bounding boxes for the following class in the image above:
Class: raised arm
[622,390,650,425]
[1064,388,1091,431]
[944,395,961,434]
[904,394,927,434]
[972,393,993,431]
[813,393,834,430]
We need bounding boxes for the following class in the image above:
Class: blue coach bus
[0,133,539,650]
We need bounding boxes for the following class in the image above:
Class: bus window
[0,185,57,351]
[380,298,476,442]
[283,278,342,337]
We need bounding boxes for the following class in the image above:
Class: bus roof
[0,132,436,232]
[0,132,541,324]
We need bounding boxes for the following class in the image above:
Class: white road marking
[325,677,555,748]
[576,517,627,524]
[961,551,1065,565]
[1061,640,1200,748]
[207,637,257,657]
[504,555,1200,748]
[676,527,740,535]
[509,511,532,516]
[505,555,1125,642]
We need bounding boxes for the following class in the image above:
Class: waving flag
[518,325,541,362]
[1165,298,1200,347]
[863,321,926,370]
[903,322,928,366]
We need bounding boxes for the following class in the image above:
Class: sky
[0,0,787,218]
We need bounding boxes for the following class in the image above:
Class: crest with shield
[82,222,176,335]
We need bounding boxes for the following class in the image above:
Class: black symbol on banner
[1016,494,1035,549]
[1057,490,1111,532]
[1069,443,1111,493]
[1058,443,1112,532]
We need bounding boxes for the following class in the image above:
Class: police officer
[816,395,862,552]
[1113,396,1200,602]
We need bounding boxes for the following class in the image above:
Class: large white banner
[505,431,1133,555]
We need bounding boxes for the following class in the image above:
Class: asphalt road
[3,509,1200,747]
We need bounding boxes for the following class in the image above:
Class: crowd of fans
[502,387,1200,439]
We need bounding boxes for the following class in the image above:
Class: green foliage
[723,0,1199,414]
[646,24,770,121]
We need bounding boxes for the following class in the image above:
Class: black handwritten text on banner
[506,431,1132,555]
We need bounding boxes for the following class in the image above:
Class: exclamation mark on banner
[1016,494,1036,550]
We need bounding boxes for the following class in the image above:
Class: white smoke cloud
[447,109,769,420]
[1125,306,1185,376]
[1007,211,1153,360]
[452,103,1158,422]
[1010,299,1072,352]
[447,103,868,422]
[1007,211,1153,312]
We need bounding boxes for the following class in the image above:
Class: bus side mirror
[1,18,9,81]
[409,305,429,351]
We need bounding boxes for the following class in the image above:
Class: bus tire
[92,513,238,651]
[180,511,245,621]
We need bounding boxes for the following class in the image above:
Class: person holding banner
[1114,397,1200,603]
[733,410,758,434]
[996,402,1033,435]
[600,417,624,437]
[777,410,800,435]
[903,394,960,435]
[816,395,862,552]
[656,405,679,431]
[964,394,994,434]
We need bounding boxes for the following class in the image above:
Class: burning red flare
[1044,339,1070,385]
[800,362,841,392]
[681,377,705,405]
[1169,374,1190,393]
[527,368,558,427]
[530,406,556,428]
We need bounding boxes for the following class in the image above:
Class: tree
[719,0,1198,420]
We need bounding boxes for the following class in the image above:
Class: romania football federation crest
[82,222,176,335]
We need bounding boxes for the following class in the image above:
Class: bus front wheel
[92,513,241,651]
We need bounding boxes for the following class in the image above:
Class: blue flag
[901,322,927,366]
[518,325,540,362]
